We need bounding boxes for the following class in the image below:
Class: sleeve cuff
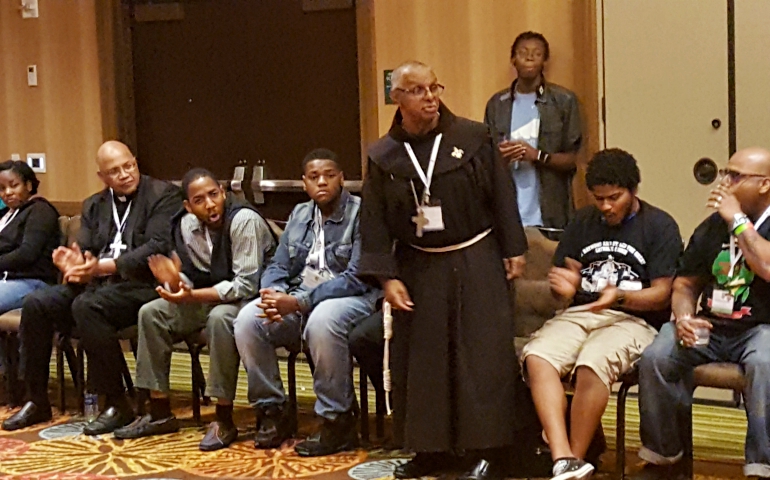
[293,291,312,314]
[357,252,398,279]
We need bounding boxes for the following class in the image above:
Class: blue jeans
[638,321,770,477]
[233,295,376,420]
[0,279,49,373]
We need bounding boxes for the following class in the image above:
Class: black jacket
[0,197,60,283]
[79,175,182,283]
[171,192,275,288]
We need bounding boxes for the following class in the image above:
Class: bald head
[96,141,133,169]
[730,147,770,177]
[390,61,435,91]
[96,140,141,195]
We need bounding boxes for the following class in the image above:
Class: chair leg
[76,344,85,414]
[56,336,66,414]
[375,382,385,440]
[62,340,78,384]
[188,342,206,424]
[121,355,135,399]
[615,381,633,480]
[288,351,298,427]
[683,403,694,479]
[359,367,370,443]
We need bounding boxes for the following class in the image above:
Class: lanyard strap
[404,133,443,204]
[313,206,326,271]
[0,209,19,235]
[729,205,770,276]
[204,226,213,253]
[110,190,132,242]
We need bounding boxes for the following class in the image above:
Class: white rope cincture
[383,300,393,415]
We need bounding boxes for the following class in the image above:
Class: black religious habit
[358,104,528,452]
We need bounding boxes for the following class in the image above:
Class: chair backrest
[65,215,81,247]
[513,227,562,337]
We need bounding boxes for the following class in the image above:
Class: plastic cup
[694,327,710,346]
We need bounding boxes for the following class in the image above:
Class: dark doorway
[130,0,361,182]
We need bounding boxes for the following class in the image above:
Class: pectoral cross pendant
[109,239,128,259]
[412,208,429,238]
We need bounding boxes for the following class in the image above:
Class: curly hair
[586,148,641,191]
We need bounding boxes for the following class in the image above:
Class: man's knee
[71,293,100,328]
[638,323,678,374]
[207,306,235,337]
[744,325,770,377]
[305,303,347,343]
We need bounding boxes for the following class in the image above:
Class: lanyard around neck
[0,209,19,235]
[313,206,326,271]
[404,133,443,204]
[729,205,770,276]
[110,190,132,240]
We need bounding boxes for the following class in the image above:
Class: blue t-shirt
[509,92,543,227]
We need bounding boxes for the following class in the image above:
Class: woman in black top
[0,160,60,374]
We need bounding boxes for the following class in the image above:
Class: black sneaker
[551,457,594,480]
[294,411,359,457]
[393,452,447,479]
[254,405,295,449]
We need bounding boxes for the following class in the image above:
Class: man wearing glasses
[2,141,181,434]
[359,61,528,480]
[632,147,770,479]
[484,31,582,240]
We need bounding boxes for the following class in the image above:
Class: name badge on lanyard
[300,207,336,289]
[405,134,445,238]
[713,206,770,315]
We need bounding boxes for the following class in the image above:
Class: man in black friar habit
[2,141,181,434]
[358,61,528,480]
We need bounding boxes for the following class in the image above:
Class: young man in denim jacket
[233,148,380,457]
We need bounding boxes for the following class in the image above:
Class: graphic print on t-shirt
[708,246,754,319]
[579,241,645,293]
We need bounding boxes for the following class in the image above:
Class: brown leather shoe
[199,421,238,451]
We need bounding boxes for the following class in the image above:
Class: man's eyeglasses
[393,83,445,98]
[103,160,138,179]
[718,168,768,184]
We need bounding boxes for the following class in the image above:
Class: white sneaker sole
[551,463,595,480]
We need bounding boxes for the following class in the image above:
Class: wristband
[734,222,753,236]
[731,213,750,231]
[537,150,551,164]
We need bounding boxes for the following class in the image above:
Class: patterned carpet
[0,400,749,480]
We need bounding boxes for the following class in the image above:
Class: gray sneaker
[551,457,594,480]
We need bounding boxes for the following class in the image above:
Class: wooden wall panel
[0,0,106,202]
[359,0,598,206]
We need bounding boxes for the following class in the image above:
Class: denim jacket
[260,189,380,312]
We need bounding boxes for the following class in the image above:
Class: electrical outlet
[26,153,46,173]
[21,0,39,19]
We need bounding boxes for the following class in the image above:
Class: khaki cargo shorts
[520,309,657,390]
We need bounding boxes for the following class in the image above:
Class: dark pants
[20,281,157,406]
[349,310,384,393]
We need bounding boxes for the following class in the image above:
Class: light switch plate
[21,0,39,19]
[27,153,46,173]
[27,65,37,86]
[10,153,20,161]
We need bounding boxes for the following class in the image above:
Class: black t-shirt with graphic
[553,200,683,329]
[678,212,770,329]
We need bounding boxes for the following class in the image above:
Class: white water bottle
[84,392,99,423]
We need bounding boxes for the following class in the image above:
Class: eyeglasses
[103,160,138,179]
[718,168,768,184]
[393,83,445,98]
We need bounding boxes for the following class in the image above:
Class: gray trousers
[135,298,242,401]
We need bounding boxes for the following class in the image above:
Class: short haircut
[302,148,341,171]
[510,31,550,61]
[0,160,40,195]
[181,168,219,200]
[390,60,433,90]
[586,148,641,191]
